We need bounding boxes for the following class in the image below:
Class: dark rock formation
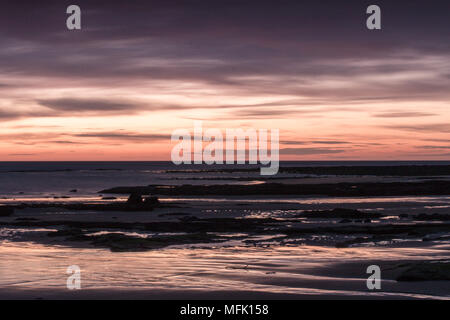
[127,193,143,204]
[100,180,450,197]
[143,196,160,205]
[46,230,227,252]
[396,261,450,281]
[414,213,450,221]
[298,208,382,219]
[1,196,161,212]
[0,206,14,217]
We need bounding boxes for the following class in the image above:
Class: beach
[1,161,450,299]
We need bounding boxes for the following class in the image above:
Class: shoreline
[1,166,449,299]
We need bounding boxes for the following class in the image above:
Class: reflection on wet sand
[1,241,449,299]
[1,163,449,299]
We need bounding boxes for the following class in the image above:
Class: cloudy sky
[0,0,449,160]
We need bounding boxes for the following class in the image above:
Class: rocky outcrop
[99,180,450,197]
[46,229,227,252]
[2,196,161,212]
[124,193,160,210]
[127,193,143,204]
[414,213,450,221]
[298,208,382,219]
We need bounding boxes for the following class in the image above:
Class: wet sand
[1,164,450,299]
[1,193,450,299]
[1,241,449,300]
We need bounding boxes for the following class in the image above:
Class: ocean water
[0,161,449,198]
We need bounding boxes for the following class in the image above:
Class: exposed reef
[2,213,450,251]
[296,208,382,219]
[100,180,450,197]
[47,229,230,252]
[6,194,161,212]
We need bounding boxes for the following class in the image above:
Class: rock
[336,236,366,248]
[299,208,382,219]
[414,213,450,221]
[47,228,84,238]
[122,194,160,210]
[143,196,160,205]
[71,231,223,252]
[69,189,78,193]
[396,261,450,281]
[422,234,450,242]
[0,206,14,216]
[127,193,143,204]
[99,180,450,197]
[335,235,391,248]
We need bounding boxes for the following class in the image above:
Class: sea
[0,161,449,198]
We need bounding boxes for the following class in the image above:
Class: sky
[0,0,449,161]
